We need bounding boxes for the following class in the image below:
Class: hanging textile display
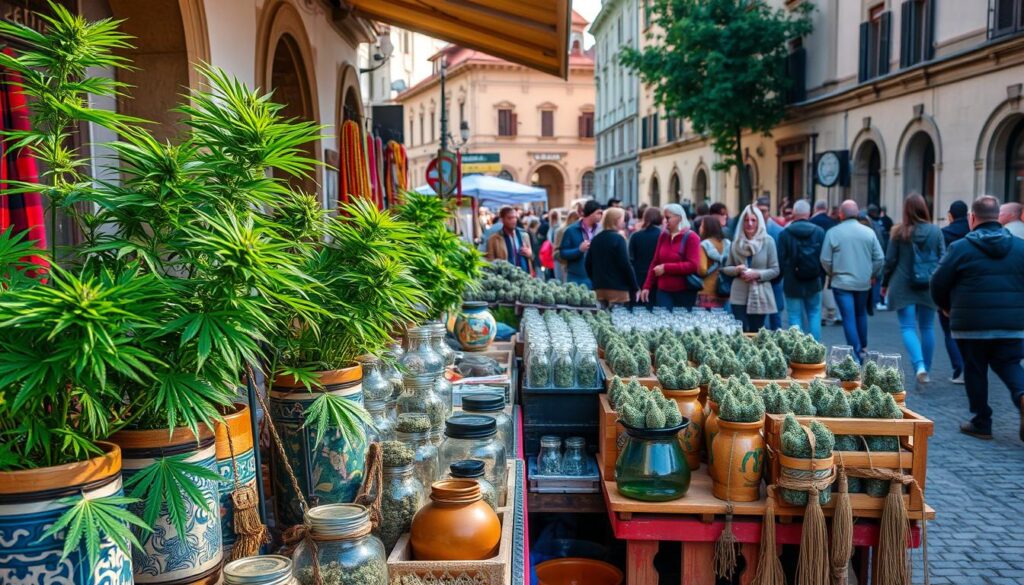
[384,140,408,208]
[373,136,385,209]
[366,131,379,206]
[339,119,370,203]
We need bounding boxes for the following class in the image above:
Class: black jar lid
[450,459,486,478]
[461,393,504,413]
[445,414,497,439]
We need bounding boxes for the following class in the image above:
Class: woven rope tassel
[830,468,853,585]
[224,418,269,561]
[877,480,910,585]
[750,490,785,585]
[796,486,829,585]
[714,512,739,581]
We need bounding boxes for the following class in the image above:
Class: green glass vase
[614,420,691,502]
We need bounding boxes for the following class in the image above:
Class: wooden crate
[600,359,659,390]
[387,509,514,585]
[597,393,623,482]
[763,407,933,516]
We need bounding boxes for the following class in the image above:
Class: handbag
[677,229,704,291]
[704,239,733,297]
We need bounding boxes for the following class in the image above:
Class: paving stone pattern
[819,310,1024,585]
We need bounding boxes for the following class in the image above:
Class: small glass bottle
[378,463,424,553]
[461,393,514,456]
[562,436,588,476]
[223,555,297,585]
[428,321,456,368]
[357,355,393,402]
[439,415,508,503]
[400,326,444,377]
[364,398,396,442]
[447,459,498,511]
[395,418,439,496]
[292,504,387,585]
[396,374,447,438]
[537,435,562,475]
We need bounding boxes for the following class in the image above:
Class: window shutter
[858,22,870,82]
[641,116,649,149]
[923,0,935,61]
[879,11,892,76]
[785,47,807,103]
[653,113,659,146]
[900,0,913,68]
[578,115,585,138]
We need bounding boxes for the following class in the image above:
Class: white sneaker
[875,303,889,311]
[950,374,964,385]
[916,371,930,386]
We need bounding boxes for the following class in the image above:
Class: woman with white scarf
[722,205,780,332]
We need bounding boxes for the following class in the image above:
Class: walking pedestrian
[756,196,785,330]
[931,195,1024,441]
[710,202,731,238]
[723,205,779,332]
[882,193,944,387]
[810,199,837,231]
[485,206,533,273]
[940,200,969,383]
[637,203,701,309]
[559,201,603,288]
[586,207,638,306]
[696,213,732,309]
[629,206,662,302]
[811,199,840,325]
[777,199,825,340]
[524,216,543,276]
[820,200,885,359]
[998,201,1024,239]
[552,210,578,283]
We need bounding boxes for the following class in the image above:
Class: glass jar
[433,372,454,423]
[364,398,395,442]
[384,340,405,401]
[615,422,691,502]
[428,321,456,368]
[551,347,575,388]
[378,463,424,553]
[223,555,297,585]
[447,459,498,510]
[357,356,392,402]
[562,436,587,476]
[575,349,600,389]
[400,326,444,377]
[537,435,562,475]
[439,415,507,503]
[292,504,387,585]
[526,346,551,388]
[395,426,439,496]
[397,374,447,437]
[461,393,514,456]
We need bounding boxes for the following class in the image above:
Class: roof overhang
[345,0,572,79]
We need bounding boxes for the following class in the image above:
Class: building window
[541,110,555,137]
[409,119,415,145]
[859,5,892,82]
[498,108,517,136]
[786,38,807,104]
[459,101,465,126]
[992,0,1024,38]
[578,111,594,138]
[581,171,595,197]
[900,0,934,67]
[419,114,424,145]
[498,169,514,182]
[651,114,659,147]
[430,111,436,143]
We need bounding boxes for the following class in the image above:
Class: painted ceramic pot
[710,418,766,503]
[703,400,720,477]
[664,388,705,471]
[269,365,368,527]
[0,443,133,584]
[214,403,257,557]
[454,301,497,352]
[113,426,223,584]
[410,480,501,561]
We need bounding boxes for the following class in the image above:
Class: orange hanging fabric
[339,120,370,203]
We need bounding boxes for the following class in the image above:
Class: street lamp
[459,120,470,144]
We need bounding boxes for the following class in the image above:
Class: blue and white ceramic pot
[454,301,497,352]
[113,426,223,584]
[0,442,133,584]
[214,403,257,558]
[269,365,368,527]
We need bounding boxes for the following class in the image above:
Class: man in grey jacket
[820,200,885,359]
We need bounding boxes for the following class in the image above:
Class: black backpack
[790,232,822,281]
[910,233,940,290]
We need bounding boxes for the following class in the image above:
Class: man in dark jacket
[810,199,837,232]
[628,206,663,296]
[940,200,970,383]
[559,200,603,288]
[778,199,826,340]
[931,195,1024,441]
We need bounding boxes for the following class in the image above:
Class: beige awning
[348,0,571,79]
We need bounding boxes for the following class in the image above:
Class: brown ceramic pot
[789,361,826,380]
[840,380,861,391]
[410,479,501,561]
[711,418,766,502]
[703,400,719,476]
[891,391,906,406]
[664,388,704,471]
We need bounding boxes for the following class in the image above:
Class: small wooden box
[386,509,514,585]
[597,393,624,482]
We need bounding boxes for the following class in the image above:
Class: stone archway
[532,164,566,209]
[903,131,937,215]
[852,140,883,208]
[693,166,709,206]
[981,108,1024,202]
[649,174,661,207]
[669,171,681,204]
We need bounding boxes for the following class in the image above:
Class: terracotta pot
[703,400,719,477]
[214,403,257,556]
[455,301,498,352]
[789,361,826,381]
[112,425,223,584]
[778,453,835,507]
[840,380,861,391]
[891,391,906,406]
[710,418,766,502]
[269,363,367,527]
[697,383,708,407]
[664,388,705,471]
[410,479,501,561]
[0,443,132,584]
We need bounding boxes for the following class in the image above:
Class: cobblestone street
[819,310,1024,585]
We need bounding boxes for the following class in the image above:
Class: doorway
[532,165,566,208]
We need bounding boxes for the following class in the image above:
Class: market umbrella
[415,173,548,209]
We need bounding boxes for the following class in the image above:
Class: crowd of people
[481,193,1024,441]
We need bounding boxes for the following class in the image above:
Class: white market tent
[415,174,548,209]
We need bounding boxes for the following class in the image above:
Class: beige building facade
[637,0,1024,224]
[394,13,596,210]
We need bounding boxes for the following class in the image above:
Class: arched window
[581,171,595,197]
[497,169,515,182]
[649,176,660,206]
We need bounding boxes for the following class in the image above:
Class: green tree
[621,0,813,205]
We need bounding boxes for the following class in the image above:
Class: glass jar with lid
[364,398,395,442]
[223,555,297,585]
[292,504,387,585]
[461,393,513,456]
[439,414,507,503]
[427,321,456,368]
[551,347,575,388]
[396,374,447,437]
[383,340,405,401]
[537,435,562,475]
[400,326,444,377]
[357,355,392,402]
[378,462,424,552]
[395,413,439,494]
[561,436,588,476]
[447,459,498,510]
[526,345,551,388]
[433,372,454,424]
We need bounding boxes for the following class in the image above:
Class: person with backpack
[777,199,826,340]
[882,193,944,387]
[697,214,732,309]
[637,203,702,309]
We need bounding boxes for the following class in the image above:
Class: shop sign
[461,152,501,174]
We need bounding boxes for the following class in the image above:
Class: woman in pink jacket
[637,203,702,309]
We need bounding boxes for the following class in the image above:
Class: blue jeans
[939,312,963,376]
[785,292,822,341]
[731,304,767,333]
[832,288,870,357]
[768,280,784,330]
[896,305,936,373]
[656,289,697,310]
